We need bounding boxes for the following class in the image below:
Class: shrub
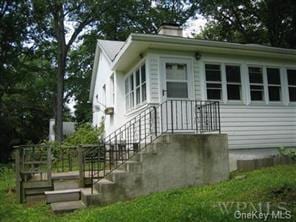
[278,147,296,161]
[63,123,104,145]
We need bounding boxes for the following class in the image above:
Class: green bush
[63,123,104,145]
[279,147,296,161]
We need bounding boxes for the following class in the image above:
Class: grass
[0,164,295,222]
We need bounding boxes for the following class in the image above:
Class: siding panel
[220,104,296,149]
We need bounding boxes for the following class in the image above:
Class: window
[110,75,115,105]
[165,63,188,98]
[267,68,281,101]
[102,84,106,105]
[226,65,241,100]
[125,63,147,110]
[205,64,222,100]
[248,67,264,101]
[287,69,296,102]
[141,64,147,101]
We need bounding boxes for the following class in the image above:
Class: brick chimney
[158,23,183,37]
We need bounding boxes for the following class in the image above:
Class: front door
[160,58,195,133]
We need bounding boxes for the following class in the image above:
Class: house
[89,24,296,171]
[48,118,75,141]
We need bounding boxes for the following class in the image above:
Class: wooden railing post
[15,147,23,203]
[78,146,84,187]
[47,145,52,182]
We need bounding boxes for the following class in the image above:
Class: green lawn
[0,164,295,222]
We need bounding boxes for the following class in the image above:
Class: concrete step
[53,179,80,190]
[52,171,80,180]
[80,188,102,206]
[51,200,86,214]
[25,186,52,196]
[117,161,142,173]
[105,170,128,183]
[94,178,115,193]
[45,189,81,203]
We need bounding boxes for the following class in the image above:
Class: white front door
[160,58,196,133]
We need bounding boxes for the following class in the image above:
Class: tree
[197,0,296,49]
[31,0,102,141]
[65,0,200,123]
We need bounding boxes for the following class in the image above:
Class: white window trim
[286,68,296,103]
[224,64,243,103]
[266,67,282,104]
[248,65,266,104]
[124,61,147,112]
[160,57,194,101]
[204,62,223,102]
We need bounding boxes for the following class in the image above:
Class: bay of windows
[125,63,146,110]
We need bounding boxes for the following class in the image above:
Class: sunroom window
[226,65,241,100]
[205,64,222,100]
[287,69,296,102]
[267,68,281,101]
[125,63,147,110]
[248,67,264,101]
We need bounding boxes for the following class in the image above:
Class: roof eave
[111,34,296,71]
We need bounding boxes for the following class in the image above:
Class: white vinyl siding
[220,104,296,149]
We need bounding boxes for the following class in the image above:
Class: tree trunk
[54,2,66,142]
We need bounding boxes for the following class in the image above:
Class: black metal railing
[82,106,159,192]
[85,100,221,192]
[160,100,221,134]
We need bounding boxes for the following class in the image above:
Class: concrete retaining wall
[98,134,229,204]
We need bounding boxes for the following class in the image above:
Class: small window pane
[226,66,241,82]
[205,64,221,81]
[141,64,146,83]
[287,69,296,85]
[268,86,281,101]
[136,88,140,104]
[206,83,222,89]
[130,92,134,107]
[130,75,134,90]
[267,68,280,84]
[125,79,129,94]
[167,82,188,98]
[207,89,221,100]
[125,95,129,110]
[142,83,146,101]
[136,70,140,86]
[289,87,296,101]
[249,67,263,83]
[250,87,264,101]
[166,63,187,81]
[227,85,241,100]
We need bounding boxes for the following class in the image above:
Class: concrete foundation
[93,134,229,205]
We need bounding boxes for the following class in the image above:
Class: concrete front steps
[86,134,229,206]
[45,134,229,212]
[44,174,89,213]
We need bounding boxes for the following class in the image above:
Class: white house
[89,25,296,170]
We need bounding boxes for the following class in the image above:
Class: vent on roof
[158,23,183,37]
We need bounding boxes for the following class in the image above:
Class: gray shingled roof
[98,40,125,61]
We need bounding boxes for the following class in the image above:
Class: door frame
[159,57,194,103]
